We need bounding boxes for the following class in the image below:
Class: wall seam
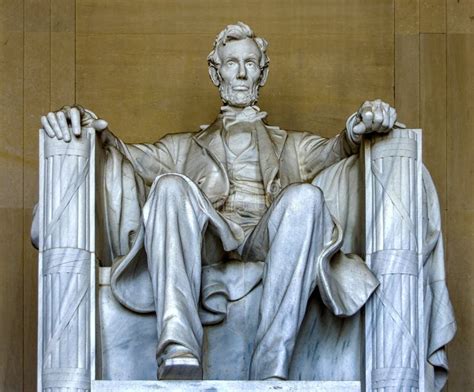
[75,0,77,105]
[50,0,52,112]
[22,0,25,388]
[444,0,449,389]
[393,0,396,104]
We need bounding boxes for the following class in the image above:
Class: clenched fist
[40,105,108,142]
[347,99,402,143]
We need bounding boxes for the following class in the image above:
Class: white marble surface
[363,130,424,390]
[92,380,361,391]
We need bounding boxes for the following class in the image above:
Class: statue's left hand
[349,99,398,142]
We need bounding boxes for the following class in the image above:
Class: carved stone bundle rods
[38,130,95,391]
[364,129,424,391]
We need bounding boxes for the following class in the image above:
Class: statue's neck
[221,104,251,113]
[220,105,262,116]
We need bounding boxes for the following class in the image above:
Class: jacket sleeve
[297,128,360,182]
[104,132,181,186]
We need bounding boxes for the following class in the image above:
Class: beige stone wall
[0,0,472,390]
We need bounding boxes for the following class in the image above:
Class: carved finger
[91,119,109,132]
[352,121,367,135]
[382,103,390,129]
[389,108,397,129]
[359,101,371,115]
[57,111,71,142]
[372,106,383,131]
[41,127,55,138]
[60,106,73,124]
[70,107,81,136]
[47,112,63,140]
[361,107,374,129]
[42,115,60,139]
[60,106,72,123]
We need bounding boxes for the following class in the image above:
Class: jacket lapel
[191,119,229,207]
[266,124,288,159]
[255,122,287,204]
[193,118,226,165]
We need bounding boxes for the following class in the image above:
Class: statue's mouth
[233,86,249,91]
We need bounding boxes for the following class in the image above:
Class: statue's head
[208,22,269,108]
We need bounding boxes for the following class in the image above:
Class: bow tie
[220,106,268,129]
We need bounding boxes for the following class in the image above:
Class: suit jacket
[108,116,370,316]
[112,117,359,207]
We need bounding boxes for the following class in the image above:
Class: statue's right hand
[40,105,108,142]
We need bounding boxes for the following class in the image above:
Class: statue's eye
[226,60,236,67]
[246,61,257,68]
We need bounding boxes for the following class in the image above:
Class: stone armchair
[35,128,455,391]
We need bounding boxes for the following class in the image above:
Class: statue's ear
[208,65,220,87]
[259,66,269,87]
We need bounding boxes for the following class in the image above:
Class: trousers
[142,173,338,380]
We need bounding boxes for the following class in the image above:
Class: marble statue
[34,22,456,391]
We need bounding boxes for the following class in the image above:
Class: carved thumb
[91,119,108,132]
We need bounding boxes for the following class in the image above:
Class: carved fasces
[38,129,95,391]
[364,129,424,391]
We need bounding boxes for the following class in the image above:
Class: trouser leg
[142,173,242,365]
[247,183,337,380]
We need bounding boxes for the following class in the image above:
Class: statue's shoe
[264,376,287,381]
[157,349,202,380]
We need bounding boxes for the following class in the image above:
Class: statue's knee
[144,175,194,222]
[281,183,324,212]
[152,174,190,198]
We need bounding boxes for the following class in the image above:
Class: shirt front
[220,128,267,240]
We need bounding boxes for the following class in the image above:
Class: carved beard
[219,82,260,108]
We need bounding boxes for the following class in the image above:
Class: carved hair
[207,22,270,70]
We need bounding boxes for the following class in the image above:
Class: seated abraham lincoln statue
[41,22,412,381]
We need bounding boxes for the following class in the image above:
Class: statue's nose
[237,61,247,79]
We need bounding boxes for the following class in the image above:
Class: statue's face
[216,38,262,107]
